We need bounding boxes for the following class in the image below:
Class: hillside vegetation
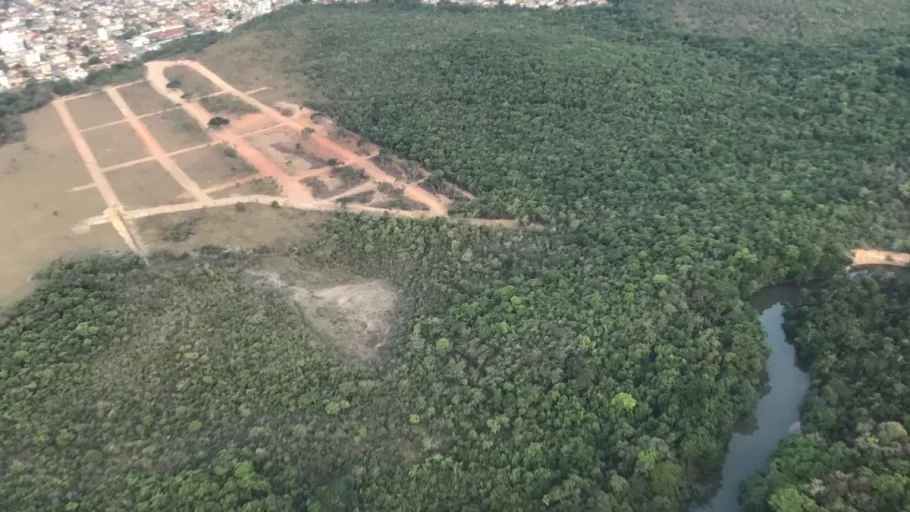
[743,273,910,511]
[4,2,910,511]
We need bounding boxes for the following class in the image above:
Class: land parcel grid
[66,92,123,129]
[118,81,176,116]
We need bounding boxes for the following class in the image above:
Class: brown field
[142,109,210,152]
[107,161,190,209]
[83,123,149,167]
[0,105,124,307]
[66,93,124,129]
[164,65,218,97]
[173,144,257,188]
[136,205,330,252]
[118,81,175,115]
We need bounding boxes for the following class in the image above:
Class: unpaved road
[850,249,910,268]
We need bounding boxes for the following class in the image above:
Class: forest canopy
[4,1,910,511]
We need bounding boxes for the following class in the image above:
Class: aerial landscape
[2,0,910,511]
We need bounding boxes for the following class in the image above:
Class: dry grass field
[0,105,124,307]
[173,144,257,188]
[163,65,218,97]
[66,93,124,129]
[107,161,190,209]
[82,123,150,168]
[137,205,331,252]
[118,81,175,116]
[142,109,210,153]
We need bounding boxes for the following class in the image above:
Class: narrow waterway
[698,285,810,512]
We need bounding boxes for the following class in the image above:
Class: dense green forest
[743,273,910,511]
[4,1,910,510]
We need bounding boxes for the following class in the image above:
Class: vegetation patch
[164,65,218,98]
[200,95,258,116]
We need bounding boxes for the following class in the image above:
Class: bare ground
[249,256,397,361]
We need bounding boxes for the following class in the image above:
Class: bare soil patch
[850,249,910,268]
[231,113,279,135]
[0,105,124,306]
[250,256,398,361]
[247,129,318,175]
[66,93,123,129]
[107,161,190,209]
[119,81,175,116]
[83,123,149,167]
[164,65,219,98]
[173,144,256,188]
[143,109,210,153]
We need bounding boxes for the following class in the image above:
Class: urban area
[0,0,606,91]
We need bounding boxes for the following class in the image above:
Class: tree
[208,116,230,128]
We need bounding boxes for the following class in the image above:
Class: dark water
[697,285,810,512]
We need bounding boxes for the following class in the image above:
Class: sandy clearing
[850,249,910,268]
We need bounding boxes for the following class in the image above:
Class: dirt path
[850,249,910,268]
[105,86,211,204]
[52,99,122,208]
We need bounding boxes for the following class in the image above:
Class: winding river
[698,285,810,512]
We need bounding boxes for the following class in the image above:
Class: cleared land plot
[231,112,279,135]
[173,144,257,188]
[164,65,219,97]
[118,81,175,115]
[200,95,258,116]
[107,161,190,209]
[247,129,318,175]
[136,205,330,251]
[142,109,210,153]
[250,87,308,110]
[211,177,281,199]
[67,93,123,129]
[83,123,149,167]
[251,256,398,360]
[0,105,124,306]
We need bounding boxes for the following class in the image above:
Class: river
[697,285,810,512]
